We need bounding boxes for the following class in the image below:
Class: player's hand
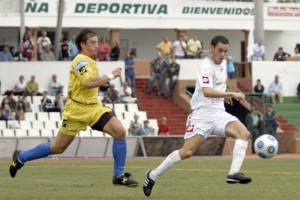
[232,92,245,102]
[224,96,233,106]
[112,68,122,78]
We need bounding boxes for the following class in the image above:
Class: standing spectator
[26,75,40,96]
[124,53,136,97]
[14,75,27,96]
[14,45,28,61]
[0,45,13,61]
[156,36,173,64]
[183,35,189,59]
[252,39,265,61]
[253,79,265,94]
[158,116,169,135]
[110,41,120,61]
[40,45,56,61]
[119,81,133,103]
[165,58,180,99]
[245,107,263,152]
[60,38,70,61]
[97,36,110,61]
[226,55,236,79]
[186,34,202,59]
[49,74,64,96]
[37,31,51,59]
[172,35,186,59]
[68,34,78,60]
[103,83,119,104]
[145,53,167,96]
[22,31,34,61]
[264,105,279,140]
[273,47,290,61]
[269,75,283,104]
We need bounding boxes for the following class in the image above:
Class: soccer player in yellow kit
[9,28,139,187]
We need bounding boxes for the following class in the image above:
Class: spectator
[26,75,40,96]
[97,36,110,61]
[110,41,120,61]
[103,83,119,104]
[41,91,56,112]
[145,53,167,96]
[264,105,279,141]
[186,34,202,59]
[143,119,154,135]
[119,81,133,103]
[252,39,265,61]
[40,44,56,61]
[14,75,27,96]
[245,106,263,152]
[54,93,65,112]
[156,36,173,64]
[294,46,300,57]
[226,55,236,79]
[269,75,283,104]
[50,74,64,96]
[1,98,14,120]
[158,116,169,135]
[68,34,78,60]
[14,45,28,61]
[9,46,15,57]
[4,92,17,113]
[165,58,180,99]
[18,94,32,112]
[273,47,290,61]
[60,38,70,61]
[253,79,265,94]
[172,35,186,59]
[0,107,8,120]
[124,53,136,97]
[37,31,51,59]
[129,114,145,136]
[0,38,9,52]
[183,35,189,58]
[22,31,34,61]
[0,45,13,61]
[15,101,26,121]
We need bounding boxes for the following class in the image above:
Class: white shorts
[184,107,238,140]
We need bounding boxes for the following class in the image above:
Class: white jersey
[190,57,227,110]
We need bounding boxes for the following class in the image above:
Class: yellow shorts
[59,100,112,136]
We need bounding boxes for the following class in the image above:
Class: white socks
[228,139,248,175]
[150,150,181,181]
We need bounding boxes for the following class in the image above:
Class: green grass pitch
[1,156,300,200]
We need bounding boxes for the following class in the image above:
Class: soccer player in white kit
[143,35,251,197]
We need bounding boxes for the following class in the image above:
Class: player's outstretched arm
[85,68,122,89]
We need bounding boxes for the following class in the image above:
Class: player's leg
[10,131,75,178]
[93,113,138,187]
[143,134,203,197]
[225,120,252,184]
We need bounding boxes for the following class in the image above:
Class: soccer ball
[254,134,279,159]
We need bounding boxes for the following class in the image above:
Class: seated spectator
[269,75,283,104]
[18,94,32,112]
[41,91,60,112]
[15,101,26,121]
[40,44,56,61]
[14,45,28,61]
[0,107,8,120]
[0,45,13,61]
[294,47,300,57]
[273,47,290,61]
[129,114,146,136]
[253,79,265,93]
[54,93,66,112]
[50,74,64,96]
[6,92,17,112]
[158,116,169,135]
[145,53,167,96]
[119,81,133,103]
[1,98,14,120]
[143,119,154,135]
[14,75,27,96]
[103,83,119,104]
[26,75,41,96]
[109,41,120,61]
[165,58,180,98]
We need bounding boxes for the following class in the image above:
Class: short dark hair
[75,29,97,51]
[210,35,229,47]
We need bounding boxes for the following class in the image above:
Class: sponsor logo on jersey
[186,125,194,133]
[202,76,209,84]
[74,60,88,71]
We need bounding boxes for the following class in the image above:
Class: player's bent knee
[179,148,194,159]
[113,127,126,140]
[51,145,67,154]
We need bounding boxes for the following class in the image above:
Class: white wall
[0,61,125,96]
[252,61,300,96]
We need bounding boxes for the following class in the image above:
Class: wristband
[107,74,114,81]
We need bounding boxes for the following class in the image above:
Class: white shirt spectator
[173,40,186,58]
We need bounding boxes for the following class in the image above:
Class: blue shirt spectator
[0,45,12,61]
[226,55,236,79]
[68,35,78,60]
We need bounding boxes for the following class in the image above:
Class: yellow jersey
[68,54,99,105]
